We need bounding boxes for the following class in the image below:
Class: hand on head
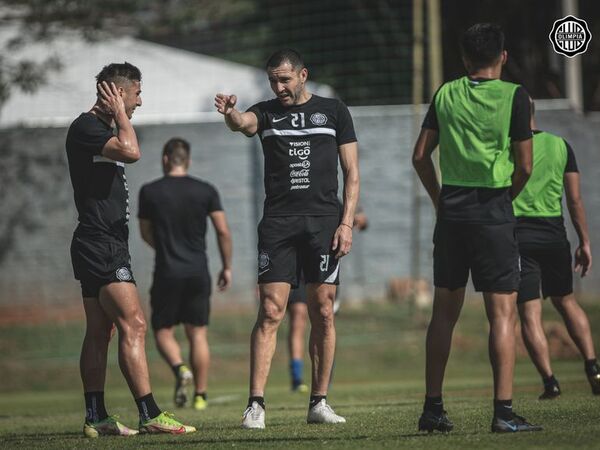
[95,81,125,117]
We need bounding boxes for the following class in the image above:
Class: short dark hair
[163,138,190,166]
[96,62,141,86]
[460,23,505,69]
[265,49,304,71]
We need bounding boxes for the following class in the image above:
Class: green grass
[1,299,599,448]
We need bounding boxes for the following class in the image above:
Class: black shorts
[150,270,212,330]
[71,234,135,298]
[517,244,573,304]
[257,215,341,288]
[288,280,307,304]
[433,220,520,292]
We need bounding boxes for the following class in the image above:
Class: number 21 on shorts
[320,254,330,272]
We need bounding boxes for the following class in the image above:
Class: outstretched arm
[214,93,259,137]
[564,172,592,277]
[412,128,440,210]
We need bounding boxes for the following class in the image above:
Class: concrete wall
[1,107,599,307]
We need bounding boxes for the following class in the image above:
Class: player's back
[435,76,520,189]
[139,176,222,277]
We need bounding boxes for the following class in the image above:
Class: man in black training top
[412,24,541,433]
[66,62,194,437]
[514,101,599,399]
[214,49,360,428]
[138,137,233,411]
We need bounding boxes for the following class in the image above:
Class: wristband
[340,222,353,230]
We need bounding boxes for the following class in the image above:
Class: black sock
[423,396,443,415]
[172,363,184,378]
[542,374,559,389]
[309,395,327,410]
[84,391,108,422]
[195,392,207,400]
[494,399,513,421]
[248,396,265,409]
[136,393,161,421]
[585,358,599,376]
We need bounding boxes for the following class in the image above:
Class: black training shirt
[516,133,579,248]
[422,81,532,224]
[247,94,357,217]
[138,176,223,278]
[66,112,130,241]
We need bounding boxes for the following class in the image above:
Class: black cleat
[418,410,454,433]
[491,413,543,433]
[538,384,561,400]
[587,371,600,395]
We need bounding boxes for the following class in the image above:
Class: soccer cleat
[241,401,265,429]
[418,410,454,433]
[307,399,346,424]
[587,372,600,395]
[139,412,196,434]
[193,396,208,411]
[174,365,193,408]
[538,384,561,400]
[491,413,542,433]
[83,415,139,438]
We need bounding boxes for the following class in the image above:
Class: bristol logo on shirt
[310,113,328,126]
[116,267,132,281]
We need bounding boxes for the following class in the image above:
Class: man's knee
[258,298,286,328]
[309,291,335,327]
[121,311,147,341]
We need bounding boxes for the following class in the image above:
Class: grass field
[1,299,599,449]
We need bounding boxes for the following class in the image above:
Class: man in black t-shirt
[214,49,360,428]
[138,138,233,411]
[514,103,599,399]
[66,63,194,437]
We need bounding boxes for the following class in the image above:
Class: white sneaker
[307,399,346,424]
[241,401,265,429]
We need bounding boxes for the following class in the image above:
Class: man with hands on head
[66,62,195,437]
[215,48,360,429]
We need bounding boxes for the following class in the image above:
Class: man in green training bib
[514,100,599,400]
[412,23,541,433]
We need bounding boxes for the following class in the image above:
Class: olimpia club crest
[549,15,592,57]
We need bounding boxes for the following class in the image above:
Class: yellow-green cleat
[83,415,139,438]
[193,396,208,411]
[139,411,196,434]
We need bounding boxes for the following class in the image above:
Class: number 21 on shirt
[291,113,305,128]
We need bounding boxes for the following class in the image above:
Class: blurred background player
[412,24,540,433]
[286,207,368,392]
[215,48,359,428]
[67,63,195,437]
[514,100,599,399]
[138,138,232,411]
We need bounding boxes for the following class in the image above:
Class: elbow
[412,153,427,171]
[125,147,141,163]
[519,163,532,179]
